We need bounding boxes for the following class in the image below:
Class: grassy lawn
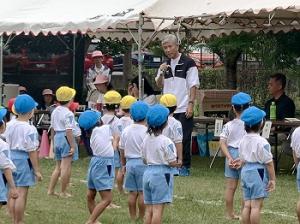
[0,152,298,224]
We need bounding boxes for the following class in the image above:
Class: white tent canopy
[1,0,300,38]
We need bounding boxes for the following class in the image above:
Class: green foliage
[207,32,256,61]
[199,68,226,89]
[94,37,129,55]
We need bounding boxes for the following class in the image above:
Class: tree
[207,33,255,89]
[206,31,300,89]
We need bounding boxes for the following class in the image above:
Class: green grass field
[0,153,299,224]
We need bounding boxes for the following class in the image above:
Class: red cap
[7,98,16,112]
[68,102,79,112]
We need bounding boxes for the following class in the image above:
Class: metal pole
[138,13,143,100]
[72,34,76,88]
[0,35,3,106]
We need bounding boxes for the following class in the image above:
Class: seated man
[264,72,295,120]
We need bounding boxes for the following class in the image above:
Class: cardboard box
[195,89,237,116]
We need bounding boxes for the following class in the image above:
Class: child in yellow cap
[101,90,122,207]
[48,86,78,198]
[160,94,183,173]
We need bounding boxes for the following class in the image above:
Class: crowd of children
[1,85,300,224]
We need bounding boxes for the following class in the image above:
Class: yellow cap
[56,86,76,102]
[120,95,137,109]
[160,94,177,107]
[104,90,122,105]
[11,105,17,115]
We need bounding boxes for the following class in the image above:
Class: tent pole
[0,35,3,106]
[138,13,143,100]
[72,34,76,88]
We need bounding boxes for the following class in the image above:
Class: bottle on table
[270,101,276,120]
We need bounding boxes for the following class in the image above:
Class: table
[271,120,300,172]
[193,116,300,171]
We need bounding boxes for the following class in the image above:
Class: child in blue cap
[291,126,300,221]
[78,110,115,224]
[119,101,149,221]
[235,106,276,224]
[142,104,180,224]
[219,92,251,220]
[0,107,18,210]
[5,94,42,224]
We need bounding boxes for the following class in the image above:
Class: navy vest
[164,54,196,79]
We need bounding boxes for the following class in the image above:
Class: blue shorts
[54,131,78,161]
[297,163,300,192]
[114,150,121,169]
[0,172,7,204]
[241,163,269,201]
[143,165,174,205]
[87,156,115,191]
[225,147,240,179]
[10,150,35,187]
[125,158,146,192]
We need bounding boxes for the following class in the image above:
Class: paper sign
[262,121,272,139]
[214,119,223,137]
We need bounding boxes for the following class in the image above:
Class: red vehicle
[3,49,72,74]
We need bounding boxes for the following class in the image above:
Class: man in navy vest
[156,34,200,176]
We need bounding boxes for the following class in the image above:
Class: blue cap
[231,92,252,105]
[0,107,7,121]
[130,101,149,122]
[78,110,101,130]
[14,94,38,114]
[241,106,266,127]
[146,104,169,128]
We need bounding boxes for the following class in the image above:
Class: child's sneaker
[179,167,190,176]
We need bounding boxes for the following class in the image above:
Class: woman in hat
[86,51,111,109]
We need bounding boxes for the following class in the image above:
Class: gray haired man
[156,34,200,176]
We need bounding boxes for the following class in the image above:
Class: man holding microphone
[155,34,200,176]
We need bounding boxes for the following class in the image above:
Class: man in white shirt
[155,34,200,176]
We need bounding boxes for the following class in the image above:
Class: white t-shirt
[220,118,246,148]
[51,106,76,132]
[6,120,39,152]
[90,125,114,157]
[291,127,300,158]
[2,117,18,139]
[155,54,200,113]
[142,134,177,165]
[239,133,273,164]
[73,121,82,137]
[101,114,120,137]
[117,116,133,134]
[162,116,183,144]
[0,138,15,171]
[119,123,147,158]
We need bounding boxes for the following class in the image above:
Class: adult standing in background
[86,50,111,109]
[155,34,200,176]
[128,75,157,106]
